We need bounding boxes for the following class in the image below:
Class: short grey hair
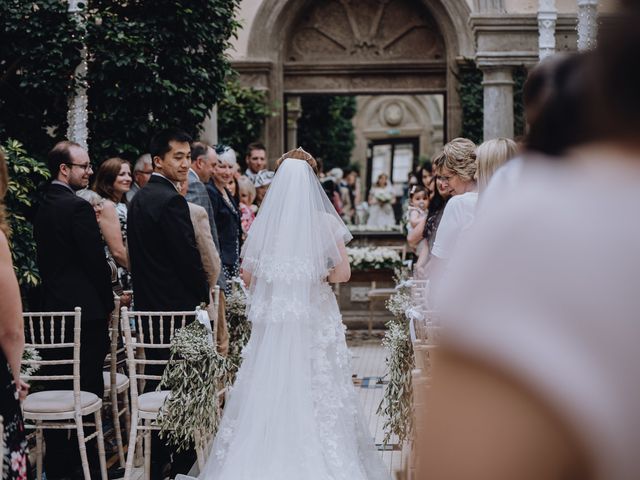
[76,188,104,207]
[134,153,152,172]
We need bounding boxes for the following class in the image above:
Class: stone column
[538,0,558,60]
[200,105,218,146]
[577,0,599,51]
[67,0,88,148]
[286,96,302,151]
[481,67,514,140]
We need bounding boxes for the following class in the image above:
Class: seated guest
[207,145,242,295]
[126,153,153,202]
[237,176,257,236]
[92,157,132,289]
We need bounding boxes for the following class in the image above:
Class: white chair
[120,307,205,480]
[22,308,108,480]
[102,296,130,468]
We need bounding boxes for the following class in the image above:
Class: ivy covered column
[481,66,514,140]
[67,0,88,148]
[201,105,219,146]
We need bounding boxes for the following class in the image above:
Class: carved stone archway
[236,0,472,159]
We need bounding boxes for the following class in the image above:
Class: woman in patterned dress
[0,149,29,480]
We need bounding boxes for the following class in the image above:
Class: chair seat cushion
[23,390,101,413]
[138,390,170,413]
[103,371,129,390]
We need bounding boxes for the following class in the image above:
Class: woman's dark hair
[93,157,131,203]
[525,53,595,156]
[426,176,446,219]
[417,163,432,187]
[229,176,240,204]
[587,3,640,144]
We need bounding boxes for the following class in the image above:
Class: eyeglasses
[65,162,93,172]
[135,170,153,176]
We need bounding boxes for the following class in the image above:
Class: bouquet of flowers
[347,247,403,271]
[374,191,394,204]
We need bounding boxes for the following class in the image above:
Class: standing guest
[252,169,275,208]
[186,142,222,263]
[339,168,355,224]
[126,153,153,202]
[475,138,518,194]
[367,173,396,227]
[178,181,227,355]
[429,138,478,265]
[237,176,257,236]
[34,141,114,479]
[243,142,267,182]
[0,149,30,480]
[207,145,242,295]
[127,129,209,478]
[92,157,132,289]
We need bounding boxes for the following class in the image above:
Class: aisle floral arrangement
[347,224,401,233]
[347,246,403,271]
[225,282,252,380]
[377,269,415,445]
[156,322,235,451]
[157,281,251,450]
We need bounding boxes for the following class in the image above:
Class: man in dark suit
[34,141,115,479]
[127,129,208,478]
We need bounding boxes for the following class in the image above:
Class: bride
[182,148,390,480]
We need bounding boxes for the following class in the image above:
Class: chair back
[22,308,82,394]
[120,307,200,397]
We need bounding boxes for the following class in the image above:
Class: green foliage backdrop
[217,79,275,155]
[2,140,50,291]
[297,95,357,171]
[86,0,241,162]
[0,0,83,160]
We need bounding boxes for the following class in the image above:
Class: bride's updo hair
[276,147,319,174]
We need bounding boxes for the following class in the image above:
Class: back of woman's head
[93,157,130,203]
[525,52,595,156]
[476,138,518,193]
[276,147,318,174]
[588,2,640,145]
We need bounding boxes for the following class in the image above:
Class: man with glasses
[126,152,153,202]
[33,141,115,479]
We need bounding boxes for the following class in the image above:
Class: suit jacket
[185,169,220,252]
[34,183,114,321]
[187,202,221,291]
[127,174,209,311]
[206,182,242,267]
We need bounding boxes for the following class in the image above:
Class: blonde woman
[0,149,30,479]
[476,138,518,194]
[430,138,477,263]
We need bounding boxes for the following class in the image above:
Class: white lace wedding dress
[185,155,390,480]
